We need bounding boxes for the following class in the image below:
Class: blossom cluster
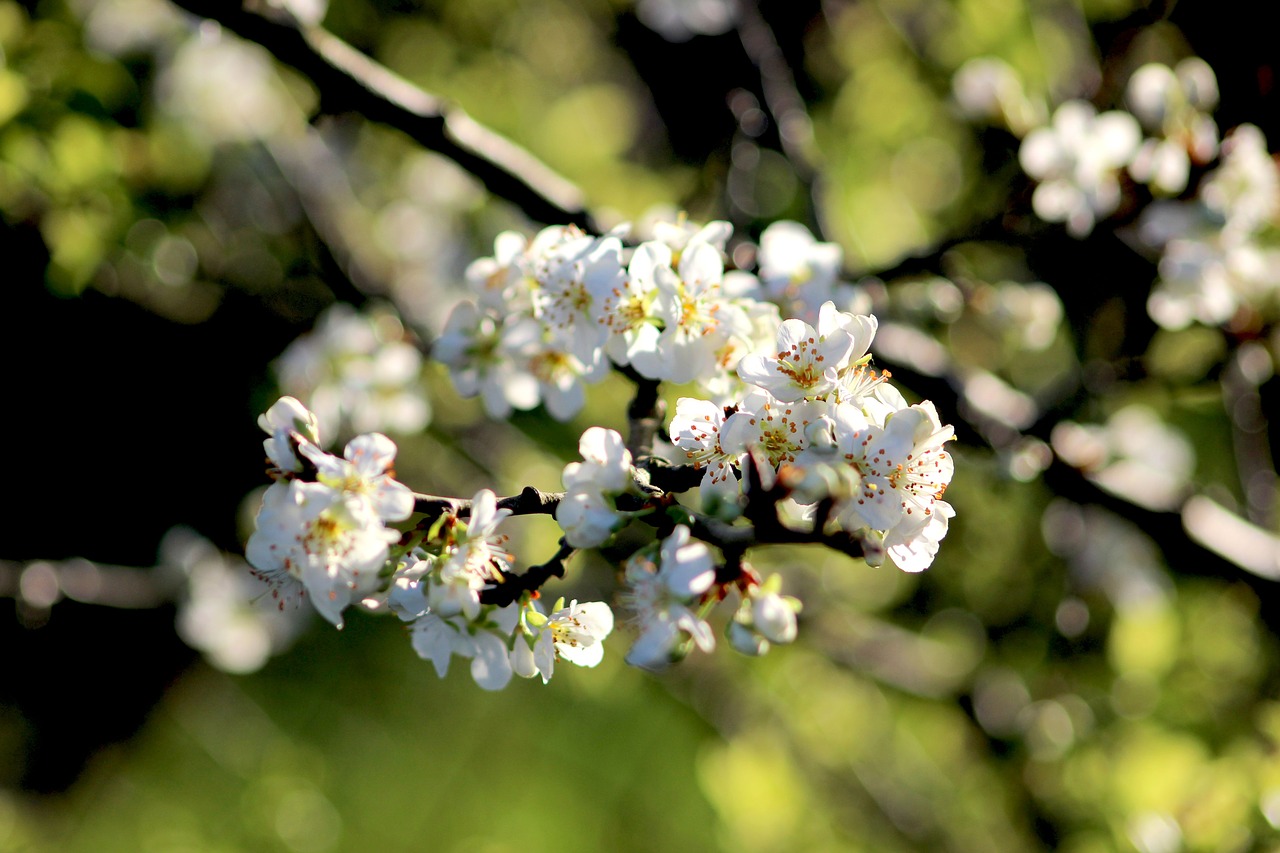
[955,55,1279,330]
[248,396,414,626]
[276,302,431,444]
[248,214,957,685]
[440,217,954,569]
[671,301,955,572]
[435,218,867,423]
[393,508,615,689]
[1141,124,1280,329]
[247,396,615,688]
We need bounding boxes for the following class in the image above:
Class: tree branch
[168,0,596,230]
[413,486,563,521]
[479,541,575,606]
[0,558,183,610]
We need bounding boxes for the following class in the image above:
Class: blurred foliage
[4,0,1280,851]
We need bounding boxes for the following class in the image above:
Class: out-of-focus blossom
[1139,125,1280,329]
[635,0,737,41]
[1051,404,1195,511]
[756,221,846,321]
[79,0,184,57]
[434,304,542,419]
[1202,124,1279,234]
[277,303,430,443]
[952,57,1046,136]
[167,528,306,674]
[621,526,717,669]
[1020,101,1141,236]
[1126,59,1220,195]
[158,33,301,143]
[727,574,801,656]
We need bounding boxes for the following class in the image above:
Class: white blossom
[429,489,512,620]
[410,604,520,691]
[1019,100,1141,236]
[621,526,717,670]
[512,598,614,683]
[831,400,955,546]
[466,230,535,313]
[525,337,609,422]
[670,396,742,501]
[258,396,320,473]
[276,303,429,443]
[652,237,752,385]
[884,499,955,573]
[592,241,682,378]
[530,227,621,361]
[434,302,541,419]
[736,301,871,402]
[556,428,633,548]
[556,490,625,549]
[563,427,633,495]
[300,432,414,523]
[246,480,400,627]
[720,388,828,469]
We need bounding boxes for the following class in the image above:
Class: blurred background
[3,0,1280,850]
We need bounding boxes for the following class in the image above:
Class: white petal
[470,632,514,690]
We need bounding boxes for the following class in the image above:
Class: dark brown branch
[653,450,867,563]
[643,458,707,494]
[168,0,596,230]
[686,512,868,563]
[616,363,668,485]
[479,541,575,607]
[413,486,563,521]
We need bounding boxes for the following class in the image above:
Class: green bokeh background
[3,0,1280,850]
